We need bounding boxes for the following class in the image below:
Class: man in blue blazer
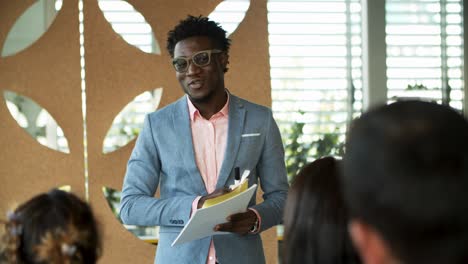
[120,15,288,264]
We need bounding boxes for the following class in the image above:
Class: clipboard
[171,184,257,246]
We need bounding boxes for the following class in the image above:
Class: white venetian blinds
[267,0,363,141]
[386,0,464,109]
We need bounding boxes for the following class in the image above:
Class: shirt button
[209,257,213,260]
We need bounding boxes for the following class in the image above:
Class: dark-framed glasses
[172,49,222,73]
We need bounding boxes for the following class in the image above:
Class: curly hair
[166,15,231,72]
[0,189,101,264]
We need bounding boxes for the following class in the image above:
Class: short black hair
[343,100,468,264]
[166,15,231,72]
[283,156,361,264]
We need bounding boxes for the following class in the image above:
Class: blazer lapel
[216,95,245,189]
[172,97,207,195]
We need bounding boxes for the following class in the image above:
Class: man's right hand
[197,187,231,209]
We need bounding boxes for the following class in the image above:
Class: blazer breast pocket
[241,133,261,142]
[240,133,262,149]
[242,133,261,137]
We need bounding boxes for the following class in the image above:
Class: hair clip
[61,243,77,257]
[9,225,23,236]
[6,211,23,236]
[6,211,18,221]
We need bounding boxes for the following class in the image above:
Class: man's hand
[197,187,231,209]
[214,210,258,236]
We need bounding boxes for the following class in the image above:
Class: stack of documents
[171,183,257,246]
[202,170,250,208]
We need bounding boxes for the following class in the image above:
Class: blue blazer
[120,93,289,264]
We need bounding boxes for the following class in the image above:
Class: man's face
[173,36,227,104]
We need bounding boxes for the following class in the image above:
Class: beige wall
[0,0,276,263]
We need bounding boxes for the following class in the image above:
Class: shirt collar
[186,91,230,121]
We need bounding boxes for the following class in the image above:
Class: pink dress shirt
[188,95,228,264]
[187,94,261,264]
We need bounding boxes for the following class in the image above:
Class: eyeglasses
[172,49,222,73]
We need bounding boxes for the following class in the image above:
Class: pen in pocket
[234,167,240,185]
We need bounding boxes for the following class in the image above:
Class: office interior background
[0,0,465,263]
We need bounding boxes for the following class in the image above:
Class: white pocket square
[242,133,261,137]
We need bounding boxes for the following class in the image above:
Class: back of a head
[343,100,468,264]
[283,156,361,264]
[0,189,101,264]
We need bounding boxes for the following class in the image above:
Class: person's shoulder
[232,95,272,115]
[147,96,185,120]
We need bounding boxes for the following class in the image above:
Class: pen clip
[234,167,240,185]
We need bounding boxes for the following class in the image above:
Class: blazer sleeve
[119,115,196,227]
[250,109,289,231]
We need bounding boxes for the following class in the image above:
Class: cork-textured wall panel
[0,0,84,212]
[84,0,225,262]
[1,0,275,263]
[0,1,35,50]
[226,0,272,107]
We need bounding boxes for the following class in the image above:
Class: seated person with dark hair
[0,189,101,264]
[343,100,468,264]
[283,156,361,264]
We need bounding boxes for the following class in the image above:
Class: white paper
[171,184,257,246]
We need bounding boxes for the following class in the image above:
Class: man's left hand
[214,210,258,236]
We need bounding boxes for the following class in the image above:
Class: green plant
[283,114,345,183]
[311,130,345,158]
[284,120,312,182]
[406,83,428,91]
[103,187,122,223]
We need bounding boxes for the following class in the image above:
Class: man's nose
[186,60,201,75]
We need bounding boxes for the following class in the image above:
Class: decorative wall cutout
[103,88,162,154]
[98,0,159,54]
[209,0,250,36]
[0,0,85,222]
[3,90,70,153]
[4,99,28,127]
[1,0,60,57]
[102,186,159,245]
[58,185,71,192]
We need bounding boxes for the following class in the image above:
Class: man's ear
[349,220,396,264]
[219,52,229,72]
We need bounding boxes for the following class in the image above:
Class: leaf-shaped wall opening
[55,0,63,11]
[1,0,61,57]
[102,186,158,245]
[103,88,162,154]
[5,101,28,127]
[208,0,250,37]
[3,90,70,153]
[58,185,71,192]
[98,0,160,54]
